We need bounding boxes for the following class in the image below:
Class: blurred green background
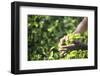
[28,15,88,61]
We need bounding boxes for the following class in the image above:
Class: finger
[58,45,67,51]
[60,35,67,42]
[61,44,75,48]
[58,44,77,51]
[60,37,65,43]
[63,36,66,39]
[58,42,72,51]
[58,38,65,47]
[58,36,68,50]
[58,47,68,51]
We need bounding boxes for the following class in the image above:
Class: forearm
[74,17,88,34]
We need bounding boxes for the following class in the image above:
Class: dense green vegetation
[28,15,88,61]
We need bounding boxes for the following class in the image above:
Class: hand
[58,35,69,57]
[58,35,87,57]
[58,36,87,52]
[58,35,68,51]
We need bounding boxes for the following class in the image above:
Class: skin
[58,17,88,51]
[74,17,88,34]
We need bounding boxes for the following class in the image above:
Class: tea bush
[28,15,88,60]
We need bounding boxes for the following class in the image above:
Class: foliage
[28,15,88,61]
[64,33,87,45]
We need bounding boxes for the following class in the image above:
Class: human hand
[58,35,68,51]
[58,35,87,52]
